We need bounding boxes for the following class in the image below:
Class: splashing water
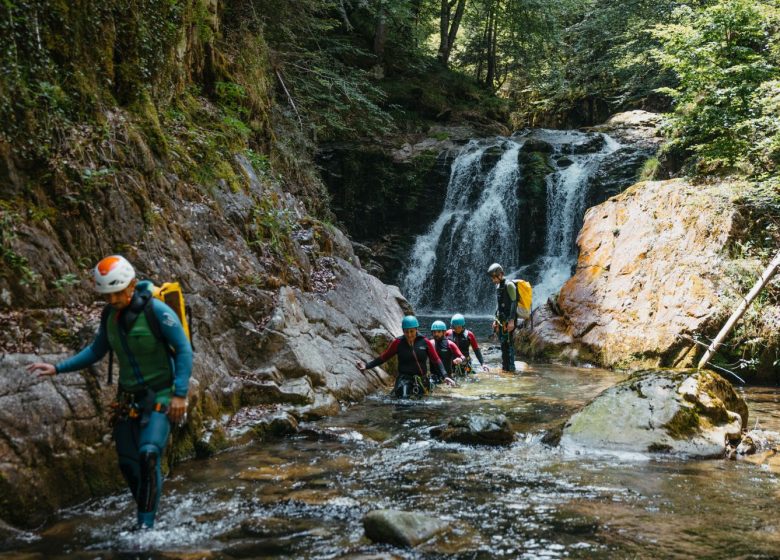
[401,130,621,314]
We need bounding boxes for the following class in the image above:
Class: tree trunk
[698,250,780,370]
[446,0,466,59]
[374,6,387,58]
[438,0,451,63]
[485,1,498,88]
[438,0,467,66]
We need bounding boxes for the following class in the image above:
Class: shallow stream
[5,353,780,559]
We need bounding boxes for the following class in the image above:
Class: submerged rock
[560,369,747,457]
[363,509,449,547]
[430,413,515,446]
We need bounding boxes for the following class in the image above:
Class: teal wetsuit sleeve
[55,318,110,373]
[151,299,193,397]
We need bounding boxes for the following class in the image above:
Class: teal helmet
[431,320,447,332]
[401,315,419,330]
[450,313,466,328]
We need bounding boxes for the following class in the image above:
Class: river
[5,347,780,559]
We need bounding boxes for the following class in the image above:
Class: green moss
[518,151,554,198]
[131,90,168,156]
[664,406,701,439]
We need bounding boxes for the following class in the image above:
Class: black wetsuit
[496,279,517,372]
[430,336,463,379]
[365,335,446,397]
[445,328,485,369]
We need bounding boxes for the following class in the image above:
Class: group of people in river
[23,255,522,531]
[356,262,521,397]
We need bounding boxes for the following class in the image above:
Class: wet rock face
[430,413,515,446]
[522,179,736,369]
[363,509,450,547]
[585,146,655,208]
[560,369,747,457]
[317,144,454,284]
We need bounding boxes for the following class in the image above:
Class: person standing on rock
[446,313,489,374]
[488,263,517,373]
[356,315,448,398]
[428,320,463,382]
[26,255,193,531]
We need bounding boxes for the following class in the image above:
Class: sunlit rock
[740,449,780,474]
[559,369,747,457]
[588,110,665,150]
[522,179,737,369]
[430,413,515,446]
[363,509,449,547]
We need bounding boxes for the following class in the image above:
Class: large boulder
[559,369,747,457]
[521,179,737,369]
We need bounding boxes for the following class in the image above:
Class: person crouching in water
[27,256,192,531]
[356,315,447,398]
[429,320,462,383]
[446,313,489,374]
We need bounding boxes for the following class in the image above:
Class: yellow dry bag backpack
[512,279,533,320]
[150,282,192,341]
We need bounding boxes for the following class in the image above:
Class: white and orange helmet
[93,255,135,294]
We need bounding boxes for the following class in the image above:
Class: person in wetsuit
[488,263,517,373]
[356,315,447,398]
[446,313,489,374]
[27,255,192,530]
[428,320,463,382]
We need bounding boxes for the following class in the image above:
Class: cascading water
[401,129,621,315]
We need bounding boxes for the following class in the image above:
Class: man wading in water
[356,315,448,398]
[488,263,517,373]
[27,256,193,531]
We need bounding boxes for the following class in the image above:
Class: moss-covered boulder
[559,369,747,457]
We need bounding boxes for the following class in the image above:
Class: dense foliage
[652,1,780,176]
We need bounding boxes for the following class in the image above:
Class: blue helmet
[431,320,447,332]
[450,313,466,328]
[401,315,419,330]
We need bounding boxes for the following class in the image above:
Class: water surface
[5,358,779,559]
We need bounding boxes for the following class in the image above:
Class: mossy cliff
[0,1,406,527]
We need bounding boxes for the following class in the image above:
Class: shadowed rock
[430,413,515,446]
[363,509,449,547]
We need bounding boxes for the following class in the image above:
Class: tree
[437,0,468,65]
[652,0,780,173]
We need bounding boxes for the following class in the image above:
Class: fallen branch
[275,69,303,131]
[698,250,780,371]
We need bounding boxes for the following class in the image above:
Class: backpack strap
[100,304,114,385]
[144,301,164,345]
[143,300,177,365]
[506,280,517,301]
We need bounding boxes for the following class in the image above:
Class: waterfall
[401,130,621,315]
